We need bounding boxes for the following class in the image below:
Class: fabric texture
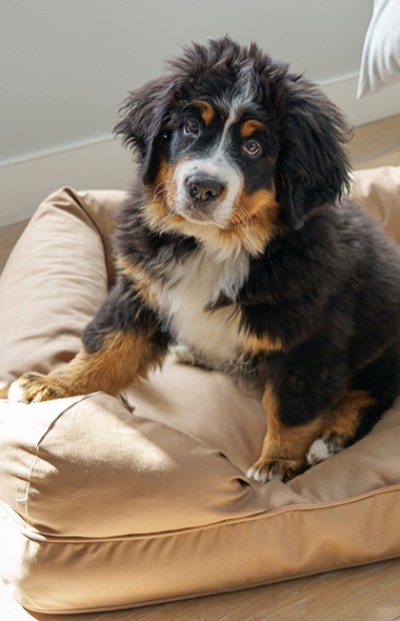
[1,168,400,613]
[358,0,400,97]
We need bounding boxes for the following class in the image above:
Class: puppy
[5,37,400,482]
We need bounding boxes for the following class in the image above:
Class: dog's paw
[306,432,346,467]
[6,373,69,403]
[247,456,307,483]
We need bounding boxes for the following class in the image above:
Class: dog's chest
[154,248,250,364]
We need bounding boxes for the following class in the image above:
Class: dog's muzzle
[173,157,241,228]
[185,173,225,204]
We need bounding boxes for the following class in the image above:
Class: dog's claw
[247,456,307,483]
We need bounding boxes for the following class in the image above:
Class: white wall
[1,0,400,225]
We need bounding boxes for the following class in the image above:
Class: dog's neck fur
[153,241,250,368]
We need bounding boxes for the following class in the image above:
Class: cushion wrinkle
[122,385,255,481]
[1,168,400,612]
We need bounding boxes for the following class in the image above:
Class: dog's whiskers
[228,202,252,230]
[153,180,170,202]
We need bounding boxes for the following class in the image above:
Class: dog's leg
[7,333,166,403]
[6,279,170,403]
[246,343,355,483]
[306,389,375,466]
[247,382,325,483]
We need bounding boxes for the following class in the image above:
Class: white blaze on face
[173,64,260,229]
[174,106,243,227]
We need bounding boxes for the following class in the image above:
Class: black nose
[185,174,225,203]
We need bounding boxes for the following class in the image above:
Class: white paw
[306,437,334,466]
[246,466,282,483]
[6,380,26,403]
[246,456,306,483]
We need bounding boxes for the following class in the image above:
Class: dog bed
[1,168,400,614]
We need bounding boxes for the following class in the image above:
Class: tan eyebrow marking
[240,119,266,138]
[193,100,215,125]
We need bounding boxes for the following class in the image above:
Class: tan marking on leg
[260,384,323,460]
[248,383,324,482]
[306,389,376,466]
[8,331,166,402]
[240,119,266,138]
[326,389,376,439]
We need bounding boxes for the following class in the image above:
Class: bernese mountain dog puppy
[6,37,400,482]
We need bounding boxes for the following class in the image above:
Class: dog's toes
[306,433,346,466]
[247,456,307,483]
[6,373,68,403]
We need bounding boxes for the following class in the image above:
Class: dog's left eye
[242,139,262,158]
[183,118,201,138]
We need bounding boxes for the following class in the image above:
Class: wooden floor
[1,115,400,620]
[1,560,400,621]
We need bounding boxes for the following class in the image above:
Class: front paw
[7,373,70,403]
[306,432,347,466]
[247,456,308,483]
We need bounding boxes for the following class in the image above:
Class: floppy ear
[114,75,177,185]
[273,75,352,229]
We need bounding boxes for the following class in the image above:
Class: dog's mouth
[150,161,248,232]
[177,198,227,227]
[178,201,256,232]
[149,179,278,257]
[171,170,238,229]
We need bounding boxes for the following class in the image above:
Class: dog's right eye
[183,118,201,138]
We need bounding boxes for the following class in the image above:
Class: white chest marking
[154,248,250,365]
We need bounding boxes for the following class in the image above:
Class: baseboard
[0,139,133,227]
[321,73,400,127]
[1,74,399,226]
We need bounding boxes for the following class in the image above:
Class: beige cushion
[1,170,400,614]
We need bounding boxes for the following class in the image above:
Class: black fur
[114,37,351,227]
[85,37,400,458]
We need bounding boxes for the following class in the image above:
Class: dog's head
[115,37,351,254]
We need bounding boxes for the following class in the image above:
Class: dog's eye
[183,118,201,138]
[242,139,262,158]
